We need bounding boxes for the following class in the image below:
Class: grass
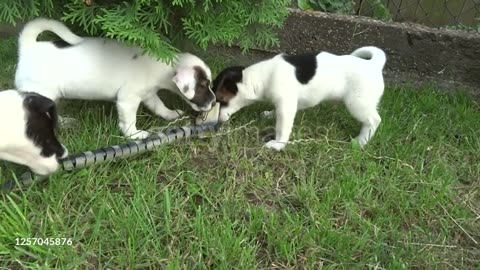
[0,37,479,269]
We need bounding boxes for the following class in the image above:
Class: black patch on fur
[132,53,138,60]
[22,92,65,158]
[282,53,317,84]
[356,54,372,60]
[212,66,245,106]
[52,40,73,49]
[190,66,215,110]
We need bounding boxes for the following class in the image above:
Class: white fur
[220,46,386,150]
[15,18,213,139]
[0,90,67,176]
[173,53,213,105]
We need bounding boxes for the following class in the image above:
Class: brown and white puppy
[0,90,68,176]
[15,18,215,139]
[212,46,386,151]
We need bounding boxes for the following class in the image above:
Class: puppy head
[172,65,216,112]
[0,91,68,176]
[212,66,248,122]
[23,92,68,174]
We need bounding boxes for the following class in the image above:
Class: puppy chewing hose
[1,107,220,193]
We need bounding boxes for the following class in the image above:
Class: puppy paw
[354,136,368,148]
[128,130,151,140]
[163,109,185,121]
[264,140,287,151]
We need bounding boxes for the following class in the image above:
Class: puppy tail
[19,18,83,49]
[351,46,386,69]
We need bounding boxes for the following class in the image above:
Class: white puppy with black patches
[15,18,215,139]
[212,46,386,151]
[0,90,68,176]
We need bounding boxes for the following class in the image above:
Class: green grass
[1,37,479,269]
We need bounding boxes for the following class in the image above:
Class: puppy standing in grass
[0,90,67,176]
[212,46,386,151]
[15,18,215,139]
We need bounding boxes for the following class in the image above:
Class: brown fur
[191,66,215,108]
[211,66,245,106]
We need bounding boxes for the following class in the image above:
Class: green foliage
[297,0,355,14]
[0,0,56,24]
[359,0,392,21]
[0,0,291,62]
[445,21,480,33]
[297,0,392,21]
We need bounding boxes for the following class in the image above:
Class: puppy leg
[142,93,184,121]
[265,101,297,151]
[116,95,150,140]
[346,101,381,147]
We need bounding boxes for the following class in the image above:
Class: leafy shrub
[297,0,392,21]
[0,0,291,62]
[297,0,355,14]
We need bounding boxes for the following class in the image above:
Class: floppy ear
[172,67,196,91]
[25,94,59,129]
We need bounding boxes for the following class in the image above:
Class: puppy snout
[200,104,212,112]
[199,96,216,111]
[31,156,61,176]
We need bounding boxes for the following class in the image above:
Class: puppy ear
[24,93,59,129]
[26,94,55,113]
[172,67,195,91]
[212,66,245,93]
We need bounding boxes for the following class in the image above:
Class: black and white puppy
[212,46,386,151]
[15,18,215,139]
[0,90,68,176]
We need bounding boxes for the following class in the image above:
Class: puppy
[212,46,386,151]
[0,90,68,176]
[15,18,215,139]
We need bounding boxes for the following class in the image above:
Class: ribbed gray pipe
[1,123,218,193]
